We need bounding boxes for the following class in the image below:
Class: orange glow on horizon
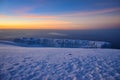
[1,24,120,30]
[0,9,120,30]
[0,19,73,29]
[0,25,85,30]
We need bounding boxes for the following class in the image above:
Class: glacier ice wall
[14,38,111,48]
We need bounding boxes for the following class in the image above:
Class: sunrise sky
[0,0,120,30]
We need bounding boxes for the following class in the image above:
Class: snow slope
[0,43,120,80]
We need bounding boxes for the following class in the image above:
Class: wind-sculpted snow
[0,45,120,80]
[14,38,111,48]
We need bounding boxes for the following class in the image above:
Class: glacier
[14,38,111,48]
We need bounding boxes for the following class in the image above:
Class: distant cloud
[21,14,57,18]
[1,7,120,19]
[0,14,57,19]
[48,32,67,36]
[0,15,10,18]
[12,6,35,14]
[95,3,112,6]
[60,7,120,17]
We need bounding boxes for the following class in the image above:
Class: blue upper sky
[0,0,120,15]
[0,0,120,29]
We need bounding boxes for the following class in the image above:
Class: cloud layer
[48,32,67,36]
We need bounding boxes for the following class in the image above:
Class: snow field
[0,46,120,80]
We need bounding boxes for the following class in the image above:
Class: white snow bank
[0,43,120,80]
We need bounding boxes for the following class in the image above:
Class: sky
[0,0,120,30]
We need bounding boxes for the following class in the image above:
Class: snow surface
[0,43,120,80]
